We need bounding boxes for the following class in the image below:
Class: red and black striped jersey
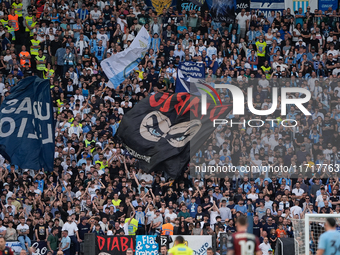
[227,231,260,255]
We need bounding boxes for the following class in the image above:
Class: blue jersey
[318,230,340,255]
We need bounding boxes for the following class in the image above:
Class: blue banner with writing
[177,0,209,12]
[175,61,205,93]
[318,0,338,11]
[136,235,158,255]
[0,76,54,171]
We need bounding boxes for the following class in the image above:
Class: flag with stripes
[293,0,309,13]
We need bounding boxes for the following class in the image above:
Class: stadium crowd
[1,0,340,255]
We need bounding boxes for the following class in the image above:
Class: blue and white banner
[136,235,158,255]
[286,0,317,14]
[250,0,285,18]
[6,241,22,253]
[318,0,338,11]
[101,27,151,89]
[0,76,54,171]
[293,0,309,13]
[175,61,205,93]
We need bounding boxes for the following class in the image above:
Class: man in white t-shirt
[236,9,248,38]
[17,217,31,251]
[328,43,339,61]
[332,62,340,77]
[290,200,303,218]
[90,6,101,22]
[74,90,84,105]
[96,29,109,48]
[316,187,329,206]
[292,182,304,199]
[62,216,81,255]
[164,207,177,225]
[5,198,15,213]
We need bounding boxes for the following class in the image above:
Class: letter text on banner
[0,76,54,171]
[136,235,158,255]
[175,61,205,93]
[250,0,285,18]
[96,235,136,255]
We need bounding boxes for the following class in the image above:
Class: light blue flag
[101,27,151,89]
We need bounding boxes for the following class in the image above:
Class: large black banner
[236,0,250,13]
[96,236,136,255]
[117,92,232,178]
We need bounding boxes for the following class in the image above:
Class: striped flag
[293,0,309,13]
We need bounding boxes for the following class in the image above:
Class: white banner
[101,26,150,89]
[6,241,22,254]
[170,235,212,255]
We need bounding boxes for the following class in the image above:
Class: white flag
[101,26,151,89]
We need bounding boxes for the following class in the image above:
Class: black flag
[117,92,232,178]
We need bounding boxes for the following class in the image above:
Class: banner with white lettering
[136,236,158,255]
[31,241,48,255]
[177,0,209,12]
[170,235,212,255]
[175,62,205,93]
[318,0,337,11]
[250,0,285,18]
[236,0,250,12]
[0,76,54,171]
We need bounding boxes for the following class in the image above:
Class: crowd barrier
[6,235,214,255]
[90,234,214,255]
